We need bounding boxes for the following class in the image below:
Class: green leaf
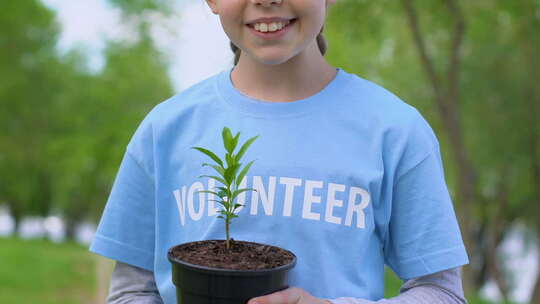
[220,198,231,208]
[233,162,242,177]
[225,153,235,168]
[230,188,255,202]
[236,135,259,161]
[216,186,229,192]
[223,165,233,184]
[202,163,225,178]
[231,132,240,153]
[207,198,223,203]
[208,199,227,208]
[217,215,224,219]
[197,175,227,186]
[217,189,228,199]
[215,186,231,197]
[195,190,219,196]
[224,163,240,185]
[236,160,256,188]
[222,127,233,153]
[192,147,223,167]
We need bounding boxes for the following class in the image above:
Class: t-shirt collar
[215,66,348,119]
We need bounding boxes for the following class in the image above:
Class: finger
[247,287,303,304]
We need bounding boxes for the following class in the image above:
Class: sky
[40,0,233,92]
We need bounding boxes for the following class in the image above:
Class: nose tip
[251,0,283,7]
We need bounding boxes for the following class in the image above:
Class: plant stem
[225,219,230,249]
[224,182,237,250]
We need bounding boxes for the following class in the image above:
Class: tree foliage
[0,0,61,226]
[0,0,173,238]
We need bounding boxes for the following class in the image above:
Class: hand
[247,287,332,304]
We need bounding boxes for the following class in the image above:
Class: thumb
[248,287,302,304]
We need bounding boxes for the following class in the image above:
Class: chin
[239,46,294,65]
[257,57,290,65]
[252,52,297,66]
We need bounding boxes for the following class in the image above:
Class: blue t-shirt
[90,67,469,303]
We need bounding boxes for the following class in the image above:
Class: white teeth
[268,22,278,31]
[252,20,291,33]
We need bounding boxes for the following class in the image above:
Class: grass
[0,237,519,304]
[384,267,402,297]
[0,236,104,304]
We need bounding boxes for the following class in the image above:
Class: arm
[246,267,467,304]
[108,262,467,304]
[107,261,164,304]
[328,267,467,304]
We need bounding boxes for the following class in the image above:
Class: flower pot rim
[167,240,297,276]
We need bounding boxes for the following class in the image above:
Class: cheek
[218,14,241,41]
[218,2,245,25]
[297,4,327,32]
[221,15,247,40]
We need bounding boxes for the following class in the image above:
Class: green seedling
[192,127,259,250]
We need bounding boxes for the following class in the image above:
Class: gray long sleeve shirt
[107,262,467,304]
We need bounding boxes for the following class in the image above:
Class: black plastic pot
[167,241,297,304]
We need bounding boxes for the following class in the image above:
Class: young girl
[90,0,469,303]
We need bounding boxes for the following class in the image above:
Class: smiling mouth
[246,18,297,33]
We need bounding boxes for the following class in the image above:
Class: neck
[230,42,337,103]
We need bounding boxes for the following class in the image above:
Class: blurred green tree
[53,31,173,239]
[0,0,61,231]
[0,0,173,241]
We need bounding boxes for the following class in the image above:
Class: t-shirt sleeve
[383,110,469,280]
[89,117,156,272]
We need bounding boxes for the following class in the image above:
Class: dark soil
[169,239,295,270]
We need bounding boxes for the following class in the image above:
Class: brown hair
[229,25,328,65]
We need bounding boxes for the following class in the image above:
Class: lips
[246,18,297,29]
[246,19,296,40]
[245,17,296,26]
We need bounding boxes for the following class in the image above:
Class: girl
[90,0,470,303]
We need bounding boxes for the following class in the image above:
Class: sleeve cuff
[388,244,469,280]
[89,233,154,272]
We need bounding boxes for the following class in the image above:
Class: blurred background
[0,0,538,303]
